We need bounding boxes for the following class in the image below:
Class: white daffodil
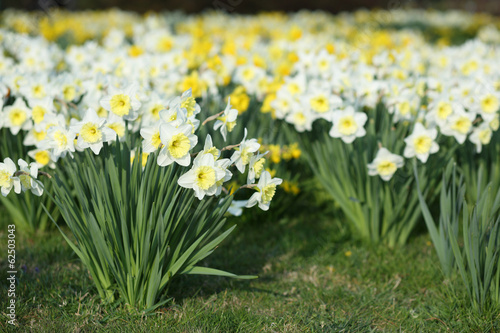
[171,89,201,118]
[100,83,141,120]
[477,92,499,119]
[28,97,55,127]
[305,89,342,115]
[247,152,267,184]
[1,98,33,135]
[403,123,439,163]
[246,171,283,211]
[231,129,260,173]
[17,159,43,196]
[425,99,454,127]
[159,104,188,128]
[329,106,367,143]
[367,148,404,181]
[469,123,492,153]
[214,98,238,141]
[0,158,20,197]
[157,123,198,167]
[56,74,82,103]
[70,108,116,155]
[38,125,76,159]
[440,106,476,144]
[27,149,56,169]
[178,153,226,200]
[285,106,317,132]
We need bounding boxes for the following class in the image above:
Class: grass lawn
[1,205,500,332]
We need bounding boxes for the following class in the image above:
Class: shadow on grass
[167,204,350,305]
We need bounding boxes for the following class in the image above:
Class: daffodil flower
[1,98,32,135]
[367,148,404,181]
[157,123,197,167]
[27,149,56,169]
[171,89,200,118]
[17,159,44,196]
[70,108,116,155]
[231,128,260,173]
[440,106,476,144]
[329,106,367,143]
[403,123,439,163]
[214,98,238,141]
[247,152,267,184]
[100,83,141,121]
[38,125,76,159]
[469,122,492,153]
[246,171,283,211]
[178,154,226,200]
[0,158,21,197]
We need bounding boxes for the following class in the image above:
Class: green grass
[1,205,500,332]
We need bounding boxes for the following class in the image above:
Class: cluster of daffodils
[0,9,498,190]
[0,158,45,197]
[0,65,282,211]
[0,80,282,210]
[269,34,499,181]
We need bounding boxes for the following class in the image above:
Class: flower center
[150,105,163,119]
[0,170,12,188]
[54,130,68,148]
[110,94,131,116]
[195,166,216,190]
[254,158,266,178]
[80,123,102,143]
[377,161,397,177]
[9,109,27,126]
[294,113,306,125]
[398,101,411,115]
[310,95,329,113]
[34,130,47,142]
[168,133,190,158]
[338,116,357,136]
[32,106,47,124]
[34,151,51,166]
[451,117,471,134]
[181,96,196,117]
[262,184,277,204]
[241,148,253,165]
[481,95,499,114]
[63,85,76,101]
[413,135,432,154]
[33,84,45,98]
[437,102,452,120]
